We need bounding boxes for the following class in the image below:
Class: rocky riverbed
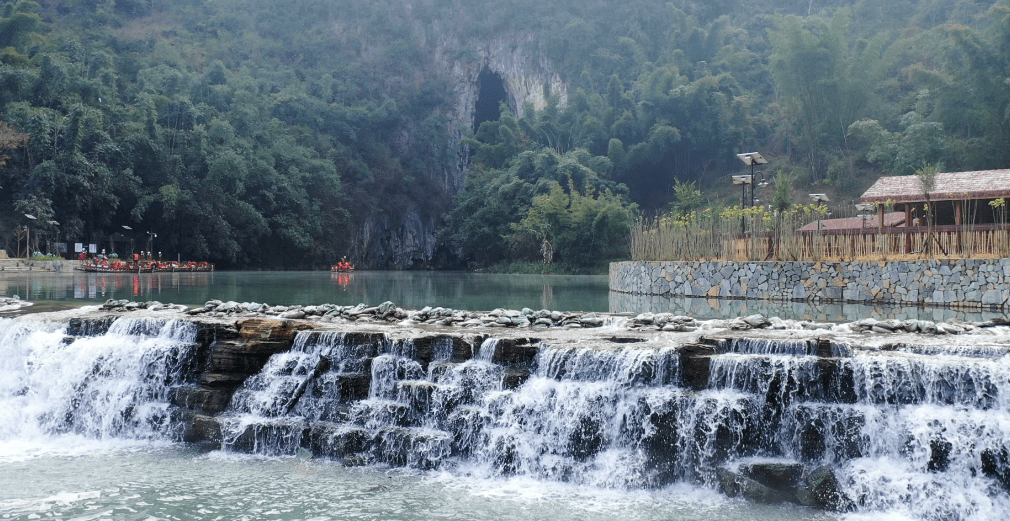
[92,297,1010,338]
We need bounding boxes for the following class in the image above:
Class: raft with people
[331,257,354,272]
[76,251,213,273]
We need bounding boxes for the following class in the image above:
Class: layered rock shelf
[40,301,1010,516]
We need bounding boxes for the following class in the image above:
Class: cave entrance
[473,69,508,132]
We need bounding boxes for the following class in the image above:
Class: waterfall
[0,316,199,446]
[215,330,1010,519]
[4,312,1010,519]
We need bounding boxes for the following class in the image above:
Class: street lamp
[24,214,36,258]
[736,152,769,234]
[146,231,157,257]
[46,220,59,256]
[732,175,752,234]
[809,194,830,233]
[855,203,875,230]
[121,225,134,257]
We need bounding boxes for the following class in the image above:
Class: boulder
[740,462,804,492]
[716,468,791,504]
[795,466,849,511]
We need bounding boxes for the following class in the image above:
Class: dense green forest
[0,0,1007,269]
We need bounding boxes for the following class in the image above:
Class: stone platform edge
[0,259,81,272]
[610,259,1010,311]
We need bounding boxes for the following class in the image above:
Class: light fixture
[736,152,768,166]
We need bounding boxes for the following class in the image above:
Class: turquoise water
[0,269,1002,322]
[0,270,610,313]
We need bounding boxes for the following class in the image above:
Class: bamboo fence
[631,206,1010,263]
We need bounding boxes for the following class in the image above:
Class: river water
[0,446,836,521]
[2,271,1007,521]
[0,269,1000,322]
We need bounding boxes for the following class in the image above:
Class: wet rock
[679,341,716,390]
[279,310,307,319]
[568,415,605,461]
[795,466,849,511]
[342,453,374,467]
[216,301,239,313]
[927,435,953,472]
[800,419,826,461]
[309,425,369,458]
[742,314,770,328]
[485,338,541,368]
[172,386,235,415]
[175,412,221,444]
[981,446,1010,492]
[740,462,804,492]
[717,468,791,504]
[502,367,531,389]
[66,317,117,337]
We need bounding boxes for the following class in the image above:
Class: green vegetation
[0,0,1007,269]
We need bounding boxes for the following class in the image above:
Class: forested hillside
[0,0,1006,269]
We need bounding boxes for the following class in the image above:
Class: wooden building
[859,169,1010,227]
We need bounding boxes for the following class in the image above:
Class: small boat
[331,259,355,272]
[76,260,214,273]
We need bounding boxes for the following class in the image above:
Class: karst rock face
[351,33,567,269]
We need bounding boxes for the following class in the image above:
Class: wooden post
[904,203,912,254]
[878,203,885,229]
[955,200,963,254]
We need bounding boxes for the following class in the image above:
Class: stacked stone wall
[610,259,1010,310]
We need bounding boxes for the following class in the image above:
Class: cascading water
[0,316,199,448]
[8,311,1010,519]
[217,330,1010,519]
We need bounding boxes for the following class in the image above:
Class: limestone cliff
[351,31,567,269]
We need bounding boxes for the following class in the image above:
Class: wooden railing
[725,225,1010,262]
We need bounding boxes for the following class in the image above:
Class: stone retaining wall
[0,259,80,272]
[610,259,1010,311]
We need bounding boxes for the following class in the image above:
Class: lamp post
[809,194,831,233]
[736,152,769,234]
[855,203,875,230]
[122,226,134,257]
[23,214,36,258]
[46,220,59,256]
[146,231,157,258]
[732,175,752,234]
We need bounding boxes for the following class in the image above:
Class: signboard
[75,243,83,253]
[89,244,97,254]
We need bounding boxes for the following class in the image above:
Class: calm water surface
[0,270,609,313]
[0,269,1003,322]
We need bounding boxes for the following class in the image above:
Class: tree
[767,9,884,183]
[915,161,942,255]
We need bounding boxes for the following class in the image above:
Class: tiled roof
[799,212,906,232]
[860,169,1010,204]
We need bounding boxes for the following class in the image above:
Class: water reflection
[3,270,1002,322]
[0,271,612,313]
[609,292,1009,323]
